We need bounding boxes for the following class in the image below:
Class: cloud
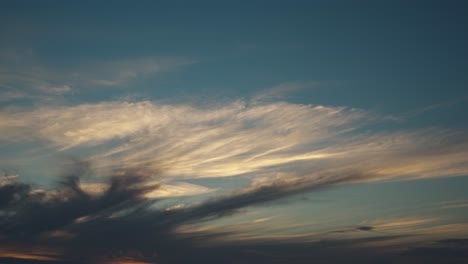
[1,164,468,263]
[0,163,359,263]
[251,81,318,103]
[1,96,468,255]
[146,182,215,198]
[80,181,216,198]
[0,178,30,209]
[1,99,468,188]
[10,158,442,263]
[0,49,193,104]
[395,238,468,263]
[367,218,437,230]
[85,57,194,87]
[37,85,72,95]
[0,90,31,102]
[0,252,60,262]
[0,157,404,263]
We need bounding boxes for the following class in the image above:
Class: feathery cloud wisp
[1,100,467,185]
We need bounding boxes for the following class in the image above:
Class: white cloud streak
[79,181,214,198]
[1,99,468,192]
[0,49,193,103]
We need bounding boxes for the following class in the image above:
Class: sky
[1,1,468,263]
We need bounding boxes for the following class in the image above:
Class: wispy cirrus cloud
[1,99,467,186]
[80,181,215,198]
[83,56,193,87]
[250,81,319,103]
[439,199,468,210]
[0,49,194,104]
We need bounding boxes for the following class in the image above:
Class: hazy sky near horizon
[1,1,468,263]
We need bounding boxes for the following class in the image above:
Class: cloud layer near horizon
[1,165,467,264]
[0,165,369,263]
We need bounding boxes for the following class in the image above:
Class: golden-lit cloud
[367,217,437,230]
[439,199,468,210]
[79,181,214,198]
[0,250,61,262]
[1,99,468,192]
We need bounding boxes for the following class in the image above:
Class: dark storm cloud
[0,180,30,209]
[1,173,157,241]
[170,172,367,225]
[0,163,366,263]
[356,226,374,231]
[1,165,467,264]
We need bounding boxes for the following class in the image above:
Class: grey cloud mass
[0,163,389,263]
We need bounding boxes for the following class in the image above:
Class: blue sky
[1,1,468,263]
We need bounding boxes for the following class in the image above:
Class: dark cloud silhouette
[437,238,468,246]
[0,163,364,263]
[0,180,30,209]
[1,164,467,264]
[356,226,374,231]
[400,239,468,263]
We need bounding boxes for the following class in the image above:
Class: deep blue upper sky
[2,1,467,122]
